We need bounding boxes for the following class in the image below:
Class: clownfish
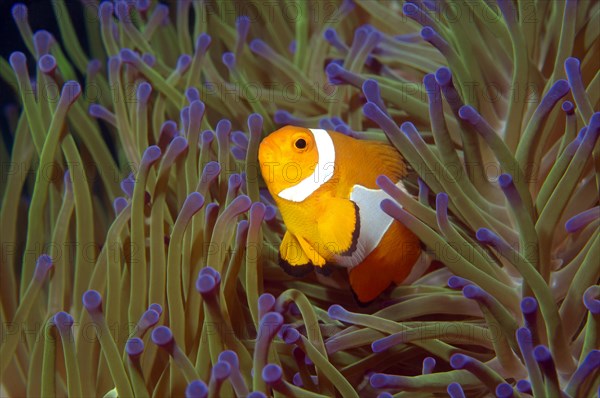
[258,126,422,303]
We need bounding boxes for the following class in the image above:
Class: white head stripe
[277,128,335,202]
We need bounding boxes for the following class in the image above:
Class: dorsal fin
[329,132,407,195]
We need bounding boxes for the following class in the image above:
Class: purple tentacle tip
[167,136,188,157]
[264,205,276,222]
[218,350,239,368]
[564,57,581,76]
[196,274,219,296]
[262,364,282,384]
[250,200,266,218]
[274,110,292,124]
[231,147,246,160]
[120,174,134,197]
[182,192,205,214]
[228,173,242,189]
[61,81,82,104]
[423,73,439,93]
[447,276,472,290]
[28,254,54,283]
[149,303,163,315]
[38,55,57,74]
[516,327,533,347]
[447,382,466,398]
[199,266,221,284]
[498,174,512,189]
[249,39,268,55]
[189,99,206,119]
[402,2,418,16]
[546,79,570,101]
[142,145,161,166]
[200,130,214,147]
[565,206,600,233]
[458,105,480,124]
[34,30,54,55]
[151,326,174,348]
[12,3,28,21]
[521,297,538,316]
[9,52,27,74]
[583,286,600,314]
[327,304,348,321]
[450,353,471,370]
[185,380,208,398]
[362,101,382,120]
[495,382,514,398]
[462,284,485,300]
[587,113,600,135]
[195,33,212,53]
[141,53,156,67]
[82,290,103,314]
[281,327,300,345]
[126,337,144,357]
[325,62,343,80]
[369,373,389,388]
[222,52,236,69]
[119,48,138,64]
[516,379,532,394]
[533,345,553,364]
[212,361,231,381]
[323,28,337,42]
[236,15,250,35]
[400,122,421,143]
[176,54,192,72]
[435,67,452,86]
[216,119,232,138]
[248,113,263,135]
[113,197,128,215]
[186,87,200,103]
[136,82,152,103]
[136,0,150,12]
[561,100,575,114]
[54,311,74,332]
[33,254,54,283]
[258,293,276,315]
[422,357,436,374]
[247,392,266,398]
[138,309,160,329]
[475,228,495,243]
[292,372,303,386]
[260,312,284,333]
[378,393,393,398]
[436,192,450,227]
[362,79,382,103]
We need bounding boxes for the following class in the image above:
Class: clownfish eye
[294,138,307,149]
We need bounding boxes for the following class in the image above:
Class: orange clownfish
[258,126,422,303]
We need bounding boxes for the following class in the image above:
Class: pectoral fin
[279,231,313,276]
[317,198,360,256]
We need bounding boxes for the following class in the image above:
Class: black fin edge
[339,201,360,257]
[350,287,377,307]
[278,254,314,277]
[314,263,334,276]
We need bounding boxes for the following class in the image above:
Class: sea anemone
[0,0,598,397]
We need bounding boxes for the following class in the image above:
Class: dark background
[1,0,88,148]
